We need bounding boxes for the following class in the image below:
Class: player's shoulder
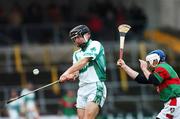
[21,88,27,94]
[21,88,27,92]
[89,40,102,48]
[157,62,171,68]
[73,48,81,54]
[91,40,101,45]
[155,62,173,72]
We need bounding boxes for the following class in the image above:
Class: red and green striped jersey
[153,62,180,102]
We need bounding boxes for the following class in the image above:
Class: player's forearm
[64,58,89,75]
[141,68,151,79]
[70,71,79,80]
[121,64,139,79]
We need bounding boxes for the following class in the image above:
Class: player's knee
[85,108,99,119]
[85,109,94,117]
[84,108,97,119]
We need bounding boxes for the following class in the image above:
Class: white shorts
[8,110,20,119]
[76,82,107,109]
[157,97,180,119]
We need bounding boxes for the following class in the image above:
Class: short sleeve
[83,41,101,60]
[153,67,170,83]
[73,52,78,64]
[20,90,26,103]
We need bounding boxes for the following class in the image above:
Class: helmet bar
[146,53,160,67]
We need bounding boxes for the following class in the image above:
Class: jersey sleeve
[19,90,26,103]
[153,66,170,83]
[73,52,78,64]
[135,73,150,84]
[83,41,101,60]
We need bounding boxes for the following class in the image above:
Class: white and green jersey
[21,89,36,110]
[7,99,21,119]
[73,39,106,86]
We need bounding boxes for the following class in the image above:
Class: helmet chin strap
[83,34,88,43]
[78,35,89,49]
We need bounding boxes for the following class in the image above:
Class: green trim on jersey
[79,64,90,73]
[74,51,78,61]
[73,49,81,64]
[93,82,104,104]
[91,45,106,81]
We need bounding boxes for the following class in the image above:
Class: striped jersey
[21,89,36,109]
[7,99,21,119]
[73,39,106,86]
[153,62,180,102]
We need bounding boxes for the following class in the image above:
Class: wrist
[141,67,148,71]
[63,71,70,75]
[121,64,127,69]
[142,68,150,74]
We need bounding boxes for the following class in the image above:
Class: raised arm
[59,57,91,82]
[117,59,139,79]
[139,59,161,85]
[117,59,152,84]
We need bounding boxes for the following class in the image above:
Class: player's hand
[139,59,148,70]
[68,74,76,80]
[117,59,126,68]
[59,73,68,82]
[59,73,74,82]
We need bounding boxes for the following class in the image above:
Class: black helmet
[69,25,90,40]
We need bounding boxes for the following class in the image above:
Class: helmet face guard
[70,30,82,41]
[146,53,160,67]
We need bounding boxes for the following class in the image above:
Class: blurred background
[0,0,180,118]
